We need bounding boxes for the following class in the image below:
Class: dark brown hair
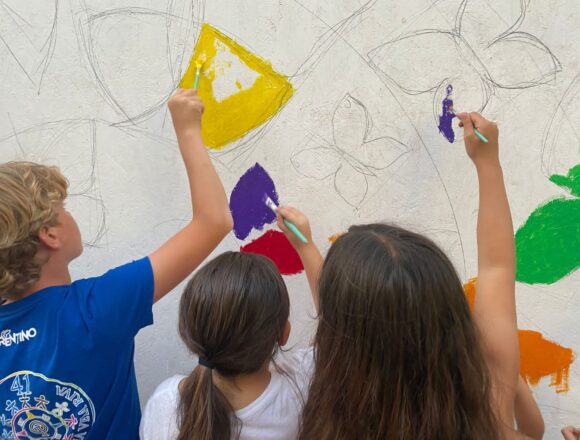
[299,224,499,440]
[177,251,290,440]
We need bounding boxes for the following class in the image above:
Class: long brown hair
[299,224,499,439]
[177,251,290,440]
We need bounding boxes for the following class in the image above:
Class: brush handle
[283,219,309,244]
[193,69,201,90]
[473,128,489,143]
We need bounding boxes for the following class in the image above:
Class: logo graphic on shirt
[0,371,95,440]
[0,329,38,348]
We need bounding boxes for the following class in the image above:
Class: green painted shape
[516,198,580,284]
[549,164,580,197]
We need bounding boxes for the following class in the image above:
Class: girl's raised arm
[458,112,524,436]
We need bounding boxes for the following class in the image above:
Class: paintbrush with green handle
[451,108,489,143]
[193,57,206,90]
[263,195,308,244]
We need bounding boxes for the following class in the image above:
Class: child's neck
[213,362,272,411]
[2,255,71,306]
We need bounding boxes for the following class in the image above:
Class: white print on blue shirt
[0,329,37,348]
[0,371,96,440]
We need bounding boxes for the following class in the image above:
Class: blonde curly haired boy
[0,90,232,439]
[0,163,77,303]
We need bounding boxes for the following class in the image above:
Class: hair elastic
[198,357,214,369]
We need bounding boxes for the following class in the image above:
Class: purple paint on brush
[230,163,280,240]
[438,84,456,143]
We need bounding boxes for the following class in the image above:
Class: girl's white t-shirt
[140,347,314,440]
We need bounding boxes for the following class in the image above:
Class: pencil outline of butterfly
[367,0,562,111]
[69,0,203,125]
[0,0,58,92]
[291,93,409,208]
[0,119,107,247]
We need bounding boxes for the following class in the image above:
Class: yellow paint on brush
[180,23,294,149]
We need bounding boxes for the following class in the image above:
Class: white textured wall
[0,1,578,438]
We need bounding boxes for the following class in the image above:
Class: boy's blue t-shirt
[0,257,154,440]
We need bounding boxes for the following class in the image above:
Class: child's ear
[279,320,291,347]
[38,225,62,250]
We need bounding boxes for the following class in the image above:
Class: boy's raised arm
[150,89,233,303]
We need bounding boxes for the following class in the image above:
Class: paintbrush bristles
[263,195,278,213]
[195,54,207,68]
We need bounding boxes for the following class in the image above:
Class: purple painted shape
[438,84,456,143]
[230,163,280,240]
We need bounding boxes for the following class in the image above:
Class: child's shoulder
[143,375,184,420]
[149,374,185,402]
[273,346,315,396]
[275,346,314,374]
[67,257,155,339]
[141,375,184,439]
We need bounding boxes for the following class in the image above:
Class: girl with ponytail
[140,251,313,440]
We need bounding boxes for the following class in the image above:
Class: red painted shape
[240,230,304,275]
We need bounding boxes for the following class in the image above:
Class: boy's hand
[562,427,580,440]
[168,89,204,135]
[457,112,499,167]
[277,206,313,250]
[151,88,231,303]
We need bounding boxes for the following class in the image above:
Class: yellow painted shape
[180,23,294,149]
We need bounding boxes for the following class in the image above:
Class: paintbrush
[193,56,206,90]
[450,107,489,143]
[263,195,309,244]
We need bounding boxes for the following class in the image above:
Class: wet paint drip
[437,84,456,143]
[519,330,574,393]
[180,23,294,149]
[463,278,575,393]
[240,230,304,275]
[516,165,580,284]
[230,163,279,240]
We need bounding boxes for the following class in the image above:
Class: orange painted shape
[463,277,575,393]
[519,330,574,393]
[463,277,476,312]
[328,232,344,243]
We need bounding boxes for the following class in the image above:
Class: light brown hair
[299,223,500,440]
[177,251,290,440]
[0,162,68,300]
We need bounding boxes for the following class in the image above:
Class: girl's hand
[276,206,313,251]
[457,112,499,167]
[562,426,580,440]
[277,205,322,311]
